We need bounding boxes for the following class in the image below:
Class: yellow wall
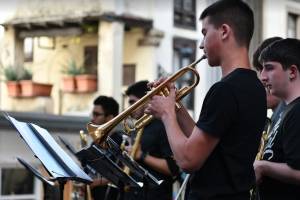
[123,28,156,83]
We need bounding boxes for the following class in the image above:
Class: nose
[260,68,268,83]
[199,38,204,50]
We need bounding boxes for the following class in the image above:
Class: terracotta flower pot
[75,74,97,92]
[62,76,76,92]
[6,81,21,97]
[20,80,53,97]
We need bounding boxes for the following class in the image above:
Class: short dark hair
[93,95,119,117]
[252,37,283,71]
[125,80,150,98]
[259,38,300,71]
[200,0,254,48]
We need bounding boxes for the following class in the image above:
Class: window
[24,38,34,62]
[38,37,55,49]
[0,167,36,200]
[287,13,297,38]
[123,64,136,86]
[174,0,196,29]
[173,37,197,110]
[84,46,98,74]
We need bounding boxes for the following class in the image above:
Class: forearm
[161,112,196,171]
[177,106,195,137]
[260,161,300,184]
[143,154,172,176]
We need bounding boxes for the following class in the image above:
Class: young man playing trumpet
[124,80,179,200]
[89,95,121,200]
[146,0,267,199]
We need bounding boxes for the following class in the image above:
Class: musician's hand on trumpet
[254,160,267,184]
[147,77,167,89]
[145,82,177,120]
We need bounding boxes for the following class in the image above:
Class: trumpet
[87,55,206,147]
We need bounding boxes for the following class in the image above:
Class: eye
[263,64,274,71]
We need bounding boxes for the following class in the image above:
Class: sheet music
[6,114,92,183]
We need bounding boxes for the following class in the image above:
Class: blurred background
[0,0,298,199]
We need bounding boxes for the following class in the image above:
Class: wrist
[259,160,269,175]
[161,109,176,122]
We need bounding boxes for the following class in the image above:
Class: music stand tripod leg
[143,178,149,200]
[117,181,125,200]
[58,180,67,200]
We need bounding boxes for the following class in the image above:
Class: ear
[106,114,114,121]
[220,24,231,40]
[288,64,299,80]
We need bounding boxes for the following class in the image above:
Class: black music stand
[106,137,163,199]
[106,137,163,187]
[58,136,97,176]
[76,144,143,199]
[4,113,93,200]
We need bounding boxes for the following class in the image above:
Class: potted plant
[75,73,97,92]
[61,60,84,92]
[62,59,97,93]
[3,66,21,97]
[19,68,53,97]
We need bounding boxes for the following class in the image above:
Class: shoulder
[284,99,300,121]
[209,81,232,93]
[205,81,235,101]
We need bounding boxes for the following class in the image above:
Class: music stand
[76,144,143,199]
[106,137,163,186]
[4,113,93,200]
[58,136,97,176]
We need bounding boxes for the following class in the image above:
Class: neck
[220,46,251,77]
[284,80,300,104]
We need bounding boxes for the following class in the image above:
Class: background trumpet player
[145,1,267,200]
[124,80,179,200]
[89,95,122,200]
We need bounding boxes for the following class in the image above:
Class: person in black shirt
[254,38,300,200]
[146,1,267,200]
[124,80,179,200]
[89,95,121,200]
[252,37,286,121]
[250,36,286,200]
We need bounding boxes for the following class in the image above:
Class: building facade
[0,0,299,199]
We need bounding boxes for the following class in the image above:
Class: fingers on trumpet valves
[147,77,167,89]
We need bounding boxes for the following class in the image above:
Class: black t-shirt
[259,97,300,200]
[189,68,267,200]
[124,119,178,200]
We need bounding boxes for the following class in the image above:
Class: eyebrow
[262,63,275,68]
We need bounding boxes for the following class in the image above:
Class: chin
[207,59,219,67]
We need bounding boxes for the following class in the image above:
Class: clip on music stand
[4,113,93,200]
[106,136,163,187]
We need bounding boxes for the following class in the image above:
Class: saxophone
[256,118,271,160]
[250,118,271,200]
